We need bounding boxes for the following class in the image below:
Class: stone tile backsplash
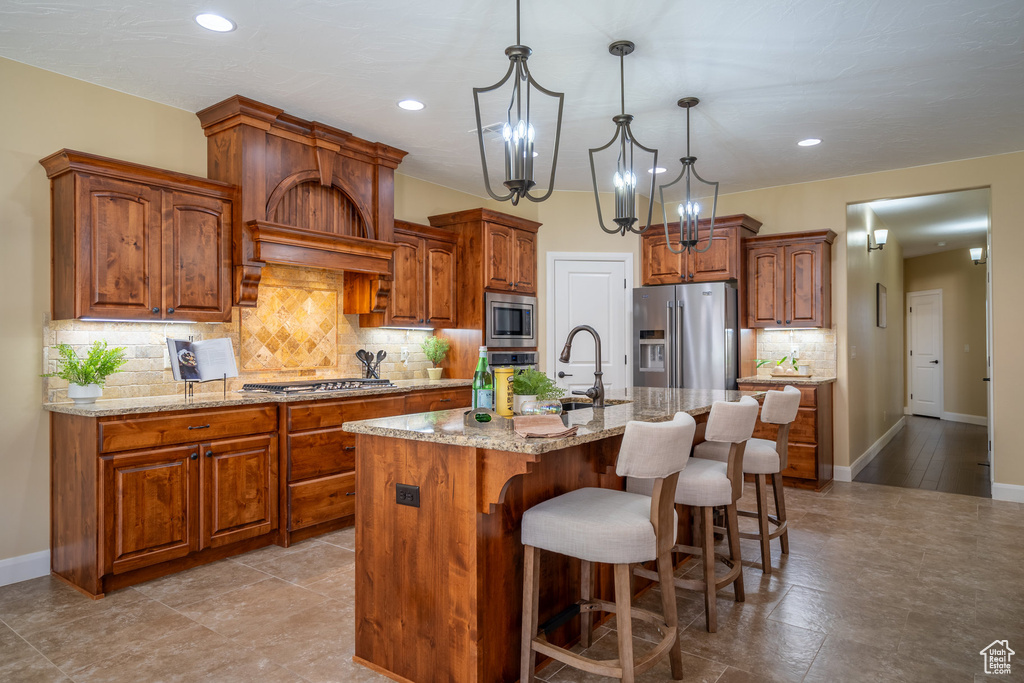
[755,327,837,377]
[42,265,435,402]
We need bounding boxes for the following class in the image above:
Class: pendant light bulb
[659,97,720,254]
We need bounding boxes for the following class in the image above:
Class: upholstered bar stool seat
[694,385,801,574]
[629,396,759,633]
[522,488,678,565]
[520,413,697,683]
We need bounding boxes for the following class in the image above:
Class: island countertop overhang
[343,386,763,455]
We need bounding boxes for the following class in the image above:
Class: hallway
[855,416,991,497]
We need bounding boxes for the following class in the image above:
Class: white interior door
[907,290,943,418]
[548,255,631,397]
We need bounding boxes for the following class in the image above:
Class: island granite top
[42,378,473,417]
[736,375,836,386]
[343,387,763,455]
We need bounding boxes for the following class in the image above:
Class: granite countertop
[42,378,474,417]
[736,375,836,386]
[343,387,763,455]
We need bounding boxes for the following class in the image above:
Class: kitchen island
[344,387,759,683]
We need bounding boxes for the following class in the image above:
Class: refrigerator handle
[666,300,674,388]
[676,301,685,388]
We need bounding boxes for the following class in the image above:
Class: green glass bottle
[472,346,494,410]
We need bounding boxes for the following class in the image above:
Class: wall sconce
[867,228,888,252]
[970,247,987,265]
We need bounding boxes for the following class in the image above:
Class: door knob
[190,452,198,460]
[151,307,160,314]
[557,371,573,378]
[983,377,991,381]
[929,360,939,364]
[776,320,782,324]
[206,450,213,458]
[167,308,175,314]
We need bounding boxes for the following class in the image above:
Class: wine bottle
[472,346,494,410]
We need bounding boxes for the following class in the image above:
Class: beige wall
[846,204,905,461]
[904,249,988,417]
[714,152,1023,492]
[0,57,209,562]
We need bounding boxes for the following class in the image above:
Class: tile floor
[855,416,991,497]
[1,481,1022,682]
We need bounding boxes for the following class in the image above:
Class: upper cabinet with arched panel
[197,96,407,313]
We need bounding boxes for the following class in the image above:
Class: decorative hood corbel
[197,96,407,315]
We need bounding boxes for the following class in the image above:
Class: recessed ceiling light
[648,167,667,174]
[397,99,425,111]
[195,13,236,32]
[797,138,822,147]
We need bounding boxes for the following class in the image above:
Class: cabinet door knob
[167,308,175,314]
[776,320,782,324]
[190,452,198,460]
[786,320,791,324]
[689,273,694,278]
[205,450,213,458]
[345,491,357,496]
[439,398,452,402]
[151,307,160,314]
[343,446,356,451]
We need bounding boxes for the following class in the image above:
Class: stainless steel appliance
[633,282,738,390]
[484,292,538,348]
[240,378,394,394]
[486,350,538,371]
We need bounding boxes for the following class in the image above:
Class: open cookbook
[166,338,238,382]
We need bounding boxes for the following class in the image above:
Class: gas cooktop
[240,378,395,394]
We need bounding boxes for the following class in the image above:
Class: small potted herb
[43,341,128,404]
[511,368,564,413]
[420,335,451,380]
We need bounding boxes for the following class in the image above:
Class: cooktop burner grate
[240,378,395,394]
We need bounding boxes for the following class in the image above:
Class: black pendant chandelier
[658,97,720,254]
[472,0,564,206]
[589,40,658,236]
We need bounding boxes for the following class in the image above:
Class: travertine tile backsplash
[43,265,435,402]
[755,327,837,377]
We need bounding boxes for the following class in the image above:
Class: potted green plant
[511,368,565,413]
[43,341,128,404]
[420,335,451,380]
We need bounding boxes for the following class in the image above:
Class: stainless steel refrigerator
[633,282,739,390]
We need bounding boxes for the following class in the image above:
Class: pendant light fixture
[658,97,720,253]
[472,0,564,206]
[589,40,658,235]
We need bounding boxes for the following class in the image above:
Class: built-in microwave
[484,292,538,348]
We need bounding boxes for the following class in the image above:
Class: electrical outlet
[396,483,420,508]
[965,344,970,353]
[850,346,857,359]
[400,346,409,362]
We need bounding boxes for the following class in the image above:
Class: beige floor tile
[0,622,70,683]
[0,577,147,638]
[235,541,355,587]
[133,559,272,609]
[898,611,1014,679]
[317,526,356,550]
[544,630,727,682]
[177,577,328,641]
[25,596,193,673]
[766,584,910,650]
[303,564,357,603]
[224,598,356,667]
[289,652,394,683]
[804,635,950,682]
[72,622,304,683]
[713,667,776,682]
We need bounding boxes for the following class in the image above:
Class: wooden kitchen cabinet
[384,222,457,327]
[641,214,761,286]
[738,381,834,490]
[482,222,537,293]
[744,230,836,328]
[201,434,277,549]
[40,150,235,322]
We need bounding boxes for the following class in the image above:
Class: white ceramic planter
[513,394,537,414]
[426,367,444,380]
[67,383,103,405]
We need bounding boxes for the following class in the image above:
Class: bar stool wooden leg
[772,472,790,555]
[657,547,684,678]
[754,475,773,575]
[724,503,745,603]
[614,563,636,683]
[700,506,717,632]
[580,560,593,648]
[520,545,540,683]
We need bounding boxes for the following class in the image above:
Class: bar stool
[519,413,696,683]
[693,385,800,574]
[629,396,759,632]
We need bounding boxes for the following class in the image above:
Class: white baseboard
[0,550,49,587]
[835,417,907,482]
[904,406,911,416]
[992,483,1024,504]
[941,411,987,426]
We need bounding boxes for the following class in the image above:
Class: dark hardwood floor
[855,415,991,497]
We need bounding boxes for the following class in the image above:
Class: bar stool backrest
[762,385,801,425]
[704,396,759,444]
[615,412,696,480]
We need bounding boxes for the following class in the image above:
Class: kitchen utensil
[373,350,387,378]
[356,349,375,378]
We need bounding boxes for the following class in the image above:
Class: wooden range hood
[197,96,407,314]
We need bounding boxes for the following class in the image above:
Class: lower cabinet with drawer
[737,381,834,491]
[52,405,278,597]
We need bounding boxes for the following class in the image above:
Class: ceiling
[2,0,1023,202]
[865,189,990,259]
